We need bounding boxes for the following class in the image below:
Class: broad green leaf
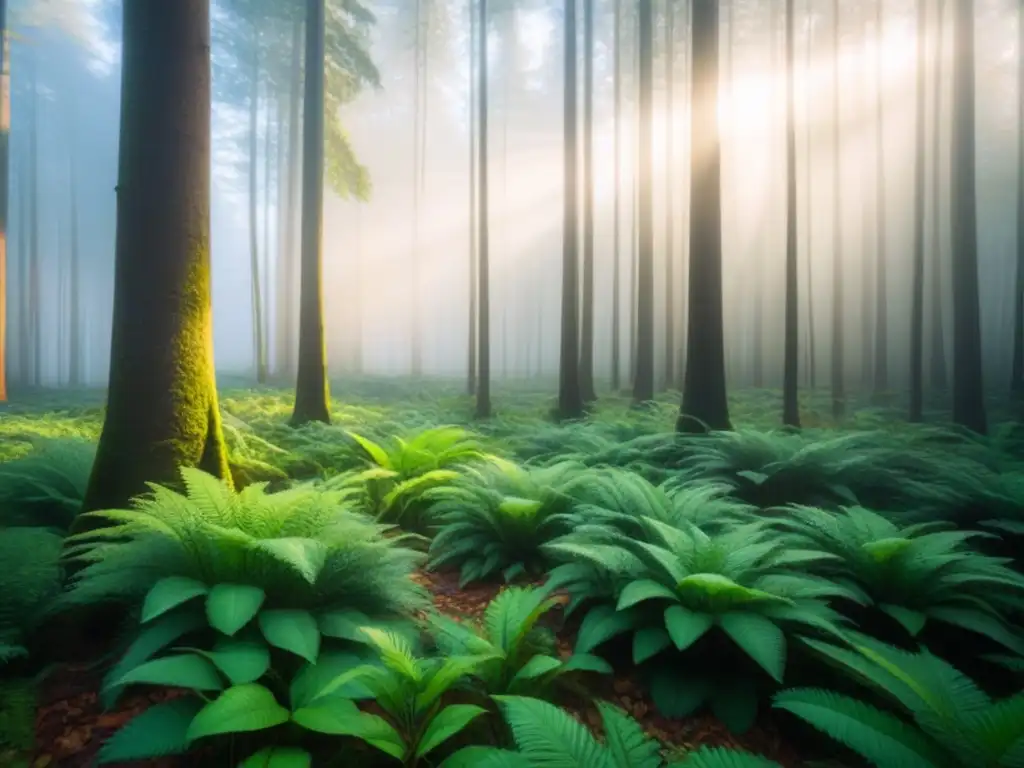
[575,605,636,654]
[439,747,531,767]
[239,747,313,768]
[186,684,290,742]
[651,673,709,718]
[289,651,371,708]
[141,577,208,623]
[319,609,372,643]
[634,626,673,664]
[116,653,223,692]
[95,698,203,764]
[862,537,912,564]
[617,579,679,610]
[509,654,563,687]
[560,654,614,675]
[718,612,786,683]
[664,605,715,651]
[258,609,321,663]
[206,584,265,636]
[417,704,488,758]
[253,538,329,584]
[293,702,405,760]
[879,604,928,637]
[205,640,271,685]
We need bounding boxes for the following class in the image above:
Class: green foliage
[775,635,1024,767]
[0,527,65,662]
[442,695,783,767]
[427,459,584,585]
[428,586,611,699]
[329,426,493,532]
[0,438,93,530]
[771,505,1024,655]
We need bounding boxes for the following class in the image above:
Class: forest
[0,0,1023,765]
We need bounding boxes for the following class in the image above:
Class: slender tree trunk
[16,140,26,386]
[273,85,286,374]
[756,0,777,389]
[73,0,231,531]
[280,19,302,380]
[633,0,655,405]
[782,0,801,427]
[410,0,424,376]
[467,0,478,396]
[29,59,39,387]
[579,0,596,403]
[0,0,8,401]
[909,0,927,421]
[248,37,266,383]
[860,7,874,391]
[262,80,272,376]
[611,0,621,392]
[679,0,730,432]
[1012,0,1024,394]
[558,0,582,419]
[930,0,948,392]
[872,0,889,399]
[68,98,82,387]
[804,4,816,390]
[475,0,491,419]
[949,0,986,434]
[663,0,675,392]
[291,0,331,425]
[830,0,844,419]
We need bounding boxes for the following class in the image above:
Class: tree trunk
[410,0,425,377]
[611,0,621,393]
[678,0,730,433]
[248,35,267,384]
[278,19,302,380]
[830,0,844,419]
[1012,0,1024,394]
[804,4,816,390]
[633,0,655,405]
[29,58,39,387]
[872,0,889,401]
[467,0,478,396]
[68,97,82,387]
[579,0,596,403]
[909,0,927,421]
[782,0,801,428]
[475,0,491,419]
[558,0,582,420]
[273,85,286,375]
[663,0,675,392]
[16,138,26,386]
[262,78,272,377]
[290,0,331,426]
[929,0,948,392]
[72,0,231,532]
[0,0,8,402]
[949,0,986,434]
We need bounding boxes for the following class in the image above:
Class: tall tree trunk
[929,0,948,392]
[72,0,231,531]
[262,80,272,376]
[782,0,801,428]
[1012,0,1024,394]
[633,0,655,404]
[679,0,730,432]
[410,0,424,376]
[467,0,478,396]
[475,0,491,419]
[273,85,286,375]
[949,0,986,434]
[68,98,82,387]
[16,141,26,386]
[579,0,596,403]
[291,0,331,425]
[279,19,302,380]
[860,7,874,391]
[830,0,844,419]
[663,0,675,392]
[872,0,889,400]
[248,36,266,383]
[558,0,582,419]
[804,4,816,390]
[909,0,927,421]
[0,0,8,401]
[29,58,39,387]
[611,0,621,392]
[756,0,777,389]
[352,202,363,372]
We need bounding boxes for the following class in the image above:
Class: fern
[0,438,94,530]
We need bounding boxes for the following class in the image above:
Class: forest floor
[1,377,1020,767]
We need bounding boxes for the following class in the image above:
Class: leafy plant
[428,586,611,699]
[427,459,583,585]
[441,695,783,767]
[0,438,94,530]
[775,635,1024,767]
[0,527,65,663]
[771,504,1024,655]
[546,517,850,732]
[329,426,493,532]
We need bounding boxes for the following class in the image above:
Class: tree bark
[1012,0,1024,394]
[782,0,801,428]
[248,34,267,383]
[290,0,331,425]
[929,0,948,392]
[467,0,478,396]
[579,0,596,403]
[633,0,655,405]
[909,0,927,421]
[475,0,491,419]
[0,0,8,402]
[678,0,730,432]
[68,96,82,387]
[830,0,845,419]
[72,0,230,532]
[663,0,675,392]
[611,0,621,393]
[278,18,302,380]
[557,0,582,419]
[949,0,986,434]
[872,0,889,400]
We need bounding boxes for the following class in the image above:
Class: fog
[5,0,1023,395]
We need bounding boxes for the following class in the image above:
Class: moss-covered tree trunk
[71,0,230,533]
[290,0,331,426]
